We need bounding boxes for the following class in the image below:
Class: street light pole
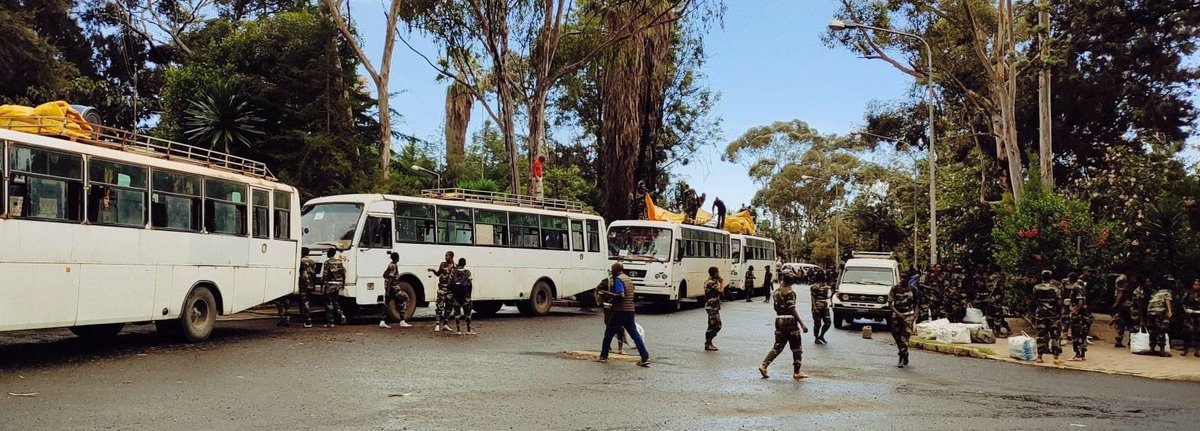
[411,165,442,189]
[831,19,938,267]
[851,131,922,269]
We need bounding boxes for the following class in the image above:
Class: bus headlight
[655,272,667,279]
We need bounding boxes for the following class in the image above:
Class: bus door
[355,213,394,305]
[569,218,588,270]
[729,238,744,289]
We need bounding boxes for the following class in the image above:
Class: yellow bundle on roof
[0,101,94,140]
[723,210,756,235]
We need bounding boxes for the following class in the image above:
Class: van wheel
[833,311,845,329]
[180,286,217,342]
[517,281,553,316]
[69,323,124,340]
[385,282,418,322]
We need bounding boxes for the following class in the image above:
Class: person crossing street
[759,270,810,380]
[703,267,724,351]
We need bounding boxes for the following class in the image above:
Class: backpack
[450,269,472,301]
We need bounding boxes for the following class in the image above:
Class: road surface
[2,285,1198,430]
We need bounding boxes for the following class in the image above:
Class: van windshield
[840,266,895,286]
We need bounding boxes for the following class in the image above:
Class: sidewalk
[908,314,1200,382]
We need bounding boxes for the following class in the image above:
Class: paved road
[2,285,1198,430]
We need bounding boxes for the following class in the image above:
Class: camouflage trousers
[705,308,722,342]
[762,318,803,374]
[1034,316,1062,357]
[323,284,345,325]
[452,297,473,332]
[1182,315,1200,351]
[1148,315,1170,350]
[385,286,409,322]
[1070,313,1093,356]
[811,305,831,338]
[435,286,452,325]
[1113,307,1134,343]
[891,313,915,357]
[274,288,313,325]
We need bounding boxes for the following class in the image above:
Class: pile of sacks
[914,318,996,344]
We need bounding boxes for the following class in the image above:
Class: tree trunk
[376,78,392,179]
[1037,2,1053,189]
[600,3,645,220]
[445,81,473,186]
[527,84,548,192]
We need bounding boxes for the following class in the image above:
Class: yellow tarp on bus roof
[0,101,93,140]
[643,193,756,235]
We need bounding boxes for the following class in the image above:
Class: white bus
[606,220,731,311]
[0,117,300,342]
[729,234,777,298]
[300,189,608,320]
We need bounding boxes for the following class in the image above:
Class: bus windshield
[301,203,363,249]
[840,266,895,286]
[608,226,672,262]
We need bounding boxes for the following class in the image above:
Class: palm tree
[183,79,265,156]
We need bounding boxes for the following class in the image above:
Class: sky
[348,0,1197,210]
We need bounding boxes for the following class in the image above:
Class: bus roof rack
[0,115,276,180]
[420,188,592,214]
[851,251,895,259]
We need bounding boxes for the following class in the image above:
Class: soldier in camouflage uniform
[810,271,832,345]
[1032,270,1063,364]
[889,281,919,368]
[1063,273,1091,361]
[744,266,756,302]
[379,252,412,329]
[428,251,456,332]
[1146,277,1175,357]
[1111,274,1135,348]
[322,248,347,328]
[1129,276,1152,342]
[944,265,965,322]
[276,247,316,328]
[759,269,810,380]
[1180,279,1200,357]
[451,258,475,335]
[921,265,945,321]
[703,267,724,351]
[976,271,1009,336]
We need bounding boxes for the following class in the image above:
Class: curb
[908,337,1200,382]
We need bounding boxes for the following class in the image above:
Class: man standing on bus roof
[451,257,476,335]
[704,266,725,352]
[597,262,651,367]
[379,252,412,329]
[428,251,456,332]
[322,248,347,328]
[712,197,727,229]
[531,155,545,199]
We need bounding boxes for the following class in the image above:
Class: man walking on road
[1032,270,1063,364]
[744,266,756,302]
[704,267,724,351]
[889,281,919,368]
[759,270,810,380]
[810,271,832,345]
[598,263,651,367]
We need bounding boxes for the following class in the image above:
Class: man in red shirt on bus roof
[531,155,545,199]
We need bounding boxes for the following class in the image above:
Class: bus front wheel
[385,282,418,322]
[833,311,845,329]
[517,281,553,316]
[473,301,503,317]
[69,323,124,340]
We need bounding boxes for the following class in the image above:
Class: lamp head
[828,19,857,31]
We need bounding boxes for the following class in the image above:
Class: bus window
[541,215,568,250]
[151,170,201,231]
[359,216,393,248]
[730,239,741,262]
[510,213,540,248]
[273,190,292,239]
[87,159,147,227]
[7,145,84,221]
[395,202,434,243]
[204,178,247,236]
[570,220,584,252]
[586,220,601,253]
[437,206,473,245]
[252,189,270,239]
[475,210,508,246]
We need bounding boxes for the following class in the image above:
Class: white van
[831,251,900,328]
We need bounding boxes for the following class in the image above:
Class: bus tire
[69,323,124,340]
[180,286,217,343]
[518,281,554,316]
[473,301,503,317]
[833,311,845,329]
[385,282,418,322]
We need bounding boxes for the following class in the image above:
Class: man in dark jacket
[597,263,651,367]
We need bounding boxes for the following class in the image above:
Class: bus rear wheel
[384,282,418,322]
[517,281,553,316]
[69,323,124,340]
[180,286,217,342]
